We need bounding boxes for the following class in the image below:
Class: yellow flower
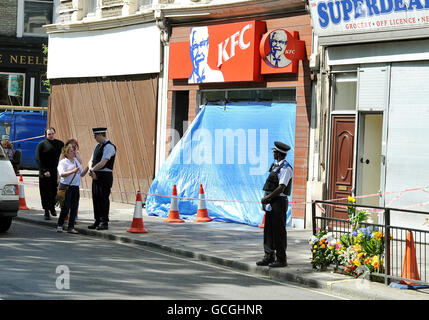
[313,250,316,253]
[352,244,361,252]
[358,252,365,259]
[314,245,317,248]
[353,260,361,266]
[348,196,356,203]
[371,256,380,268]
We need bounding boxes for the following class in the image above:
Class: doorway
[328,115,355,219]
[357,113,383,222]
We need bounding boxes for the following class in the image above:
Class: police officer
[87,128,116,230]
[257,141,293,268]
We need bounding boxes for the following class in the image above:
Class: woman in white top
[56,144,88,233]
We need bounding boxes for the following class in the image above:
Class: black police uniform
[258,141,292,267]
[89,131,116,230]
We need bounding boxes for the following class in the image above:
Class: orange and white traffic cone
[194,184,213,222]
[258,214,265,229]
[164,185,184,223]
[18,175,29,210]
[400,230,420,285]
[127,191,148,233]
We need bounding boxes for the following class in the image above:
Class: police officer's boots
[256,254,275,266]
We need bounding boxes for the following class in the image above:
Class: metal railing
[312,200,429,286]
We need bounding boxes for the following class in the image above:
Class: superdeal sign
[169,21,305,83]
[309,0,429,36]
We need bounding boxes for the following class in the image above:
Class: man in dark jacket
[35,127,64,220]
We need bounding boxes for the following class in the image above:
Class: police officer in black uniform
[257,141,293,268]
[87,127,116,230]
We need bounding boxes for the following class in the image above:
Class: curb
[14,215,428,300]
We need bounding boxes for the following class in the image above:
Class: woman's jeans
[58,185,80,230]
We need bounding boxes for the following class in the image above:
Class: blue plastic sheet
[146,101,296,227]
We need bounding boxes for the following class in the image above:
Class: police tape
[22,180,429,225]
[10,135,45,143]
[22,180,429,210]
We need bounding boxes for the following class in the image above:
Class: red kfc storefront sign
[169,21,305,84]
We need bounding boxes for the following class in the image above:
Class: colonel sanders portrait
[188,26,224,84]
[266,30,291,68]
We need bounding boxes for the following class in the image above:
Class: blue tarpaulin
[146,101,296,227]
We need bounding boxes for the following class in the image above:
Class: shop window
[0,73,25,106]
[200,89,296,105]
[332,72,357,111]
[171,91,189,148]
[18,0,57,37]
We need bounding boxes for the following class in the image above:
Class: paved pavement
[13,172,429,300]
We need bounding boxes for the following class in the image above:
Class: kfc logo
[189,26,224,83]
[217,23,252,68]
[260,29,305,70]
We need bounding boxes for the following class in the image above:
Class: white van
[0,144,19,232]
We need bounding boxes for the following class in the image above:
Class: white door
[357,113,383,223]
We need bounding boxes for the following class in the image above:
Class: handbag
[55,162,78,208]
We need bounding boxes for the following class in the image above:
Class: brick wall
[0,0,17,36]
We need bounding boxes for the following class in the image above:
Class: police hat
[92,127,107,135]
[272,141,291,154]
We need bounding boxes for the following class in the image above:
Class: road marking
[327,279,356,288]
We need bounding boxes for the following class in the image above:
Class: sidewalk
[15,173,429,300]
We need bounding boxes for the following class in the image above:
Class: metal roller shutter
[385,61,429,228]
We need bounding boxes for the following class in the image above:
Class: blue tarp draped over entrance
[146,102,296,227]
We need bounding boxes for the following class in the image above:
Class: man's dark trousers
[263,196,288,263]
[92,171,113,225]
[39,173,58,212]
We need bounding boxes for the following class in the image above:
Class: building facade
[165,1,312,227]
[0,0,55,108]
[47,0,313,228]
[46,0,162,202]
[308,0,429,229]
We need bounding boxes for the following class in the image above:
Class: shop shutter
[385,61,429,228]
[357,64,389,111]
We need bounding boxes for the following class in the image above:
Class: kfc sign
[169,21,305,83]
[260,29,305,75]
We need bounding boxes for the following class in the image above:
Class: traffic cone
[400,230,420,285]
[126,191,148,233]
[18,174,29,210]
[258,214,265,228]
[164,185,184,223]
[194,184,213,222]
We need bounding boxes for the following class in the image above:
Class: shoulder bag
[55,161,78,208]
